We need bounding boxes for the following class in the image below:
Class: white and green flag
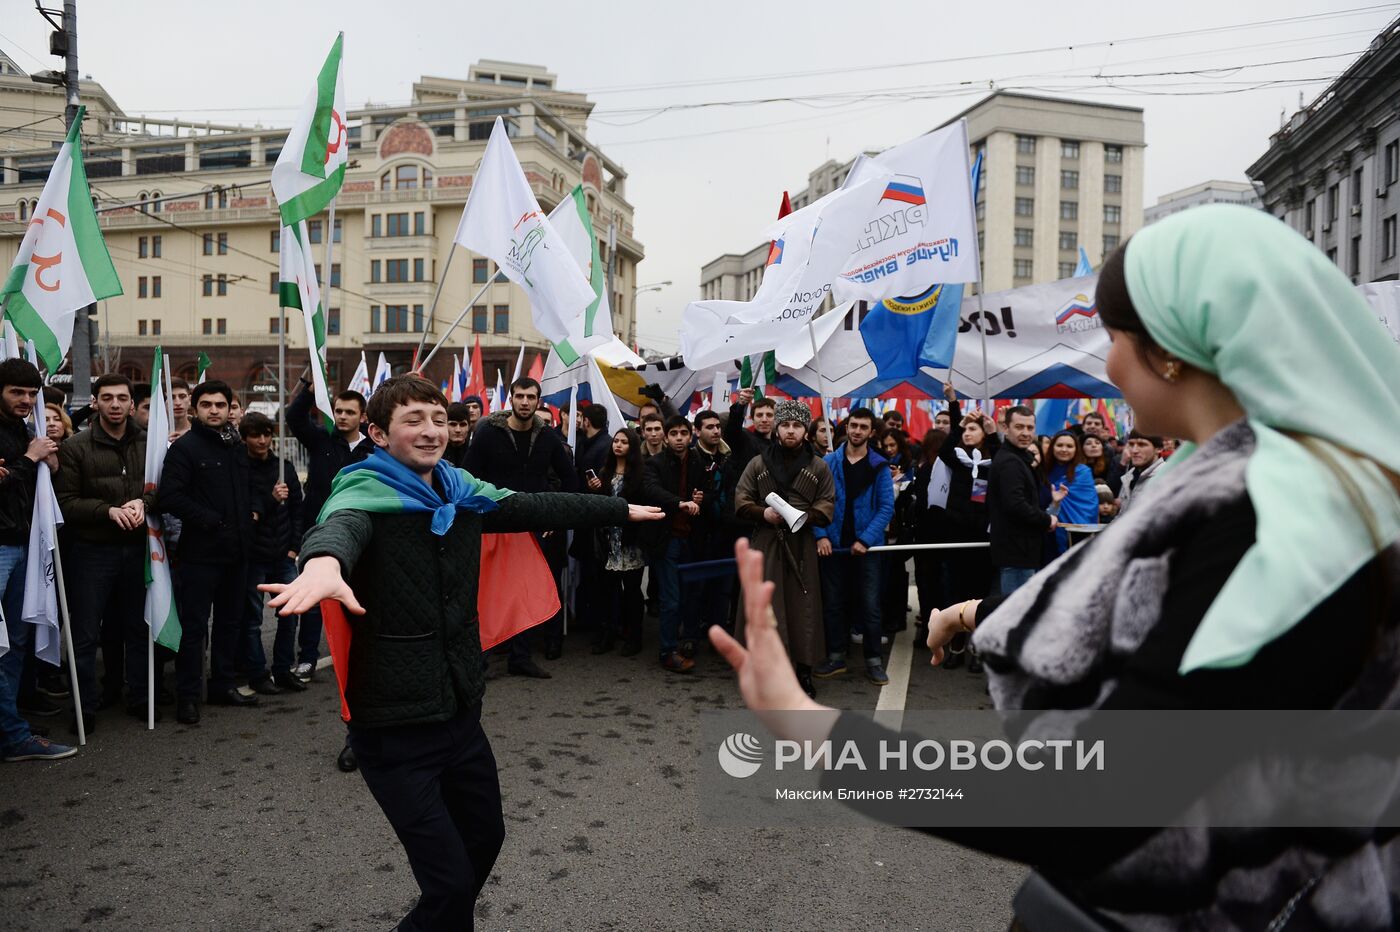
[143,349,181,652]
[279,221,333,426]
[0,107,121,373]
[547,185,618,362]
[271,33,347,228]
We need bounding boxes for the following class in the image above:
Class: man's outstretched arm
[482,491,662,534]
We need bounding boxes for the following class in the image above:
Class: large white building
[1145,180,1261,225]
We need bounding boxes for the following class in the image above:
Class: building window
[1305,199,1316,235]
[371,215,382,238]
[976,200,985,221]
[151,319,161,336]
[331,263,341,288]
[1327,247,1338,266]
[152,276,161,298]
[1105,145,1123,164]
[493,304,509,333]
[333,218,342,243]
[270,316,282,334]
[217,318,226,335]
[471,304,488,333]
[308,220,323,244]
[413,305,425,332]
[414,211,426,236]
[1326,184,1339,226]
[370,260,381,283]
[202,318,212,335]
[1060,200,1078,221]
[396,165,419,190]
[1013,259,1033,279]
[202,274,213,297]
[1016,135,1036,155]
[386,213,409,237]
[202,233,214,256]
[386,259,409,283]
[139,236,148,259]
[1061,170,1079,190]
[1014,228,1033,247]
[1353,167,1365,207]
[1386,141,1399,186]
[380,171,391,191]
[328,307,341,336]
[1351,235,1363,280]
[385,305,409,333]
[1104,204,1121,224]
[1015,166,1034,186]
[1015,197,1034,217]
[217,232,228,255]
[413,258,425,282]
[138,320,147,336]
[1058,231,1077,251]
[1061,140,1080,159]
[270,272,279,294]
[472,258,489,283]
[138,276,148,299]
[1105,174,1122,194]
[1384,216,1397,259]
[217,274,228,297]
[370,305,381,333]
[1059,261,1076,279]
[152,235,161,258]
[270,229,280,252]
[1104,234,1121,253]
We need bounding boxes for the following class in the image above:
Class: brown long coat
[734,451,836,667]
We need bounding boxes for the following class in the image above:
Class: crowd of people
[0,349,1167,765]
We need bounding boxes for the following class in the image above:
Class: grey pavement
[0,588,1021,931]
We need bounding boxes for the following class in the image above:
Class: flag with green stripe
[279,221,333,428]
[271,33,347,227]
[0,107,121,373]
[143,349,181,652]
[739,351,778,397]
[546,184,615,365]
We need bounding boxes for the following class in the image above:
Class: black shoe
[678,639,697,660]
[273,671,308,692]
[336,741,358,773]
[157,685,175,706]
[36,672,70,700]
[544,639,563,661]
[797,672,817,700]
[249,677,282,696]
[590,632,616,655]
[508,660,553,679]
[68,711,96,735]
[943,650,965,670]
[18,694,64,718]
[207,688,259,707]
[618,639,643,658]
[125,704,162,722]
[176,699,200,725]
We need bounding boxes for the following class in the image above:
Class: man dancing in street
[262,375,660,931]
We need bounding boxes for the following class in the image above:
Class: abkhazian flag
[547,184,616,363]
[21,395,63,665]
[453,118,594,351]
[0,107,121,373]
[196,350,212,384]
[143,349,181,651]
[279,221,333,428]
[271,33,347,228]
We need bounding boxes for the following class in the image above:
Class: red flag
[526,351,544,383]
[777,190,792,219]
[318,532,559,723]
[466,336,486,400]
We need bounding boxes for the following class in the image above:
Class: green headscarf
[1124,204,1400,673]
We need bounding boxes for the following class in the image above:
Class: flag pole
[805,314,834,429]
[277,248,288,487]
[413,242,458,367]
[420,276,495,371]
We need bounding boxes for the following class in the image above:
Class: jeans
[819,549,885,660]
[295,604,324,668]
[998,566,1037,597]
[0,544,32,751]
[176,560,247,700]
[67,540,148,713]
[655,536,700,656]
[244,558,299,680]
[349,710,504,932]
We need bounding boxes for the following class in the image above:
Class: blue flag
[1075,246,1092,278]
[1035,398,1073,436]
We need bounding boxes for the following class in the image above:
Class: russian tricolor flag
[881,181,926,206]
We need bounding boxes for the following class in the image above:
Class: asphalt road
[0,588,1021,931]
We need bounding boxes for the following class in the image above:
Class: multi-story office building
[699,91,1145,300]
[1144,180,1261,225]
[1247,17,1400,284]
[0,52,642,403]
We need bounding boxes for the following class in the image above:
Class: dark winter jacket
[157,420,260,565]
[247,453,304,563]
[987,443,1053,569]
[288,384,374,526]
[298,490,627,729]
[574,428,610,487]
[692,438,743,540]
[0,413,38,546]
[53,419,152,547]
[935,401,1001,538]
[641,444,710,553]
[723,400,772,475]
[463,410,578,495]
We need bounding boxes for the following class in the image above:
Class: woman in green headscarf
[711,205,1400,928]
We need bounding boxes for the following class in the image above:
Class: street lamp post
[628,280,671,349]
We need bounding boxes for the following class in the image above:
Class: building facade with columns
[699,91,1144,302]
[0,52,643,405]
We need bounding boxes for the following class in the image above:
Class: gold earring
[1163,360,1182,383]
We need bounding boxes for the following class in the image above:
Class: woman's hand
[586,475,603,491]
[1051,482,1069,504]
[926,601,977,666]
[627,504,665,522]
[943,380,956,402]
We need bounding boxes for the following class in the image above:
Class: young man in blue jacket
[812,407,896,685]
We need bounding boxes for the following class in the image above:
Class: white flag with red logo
[271,33,347,227]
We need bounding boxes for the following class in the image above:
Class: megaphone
[764,492,807,532]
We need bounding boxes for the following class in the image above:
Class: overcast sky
[2,0,1393,350]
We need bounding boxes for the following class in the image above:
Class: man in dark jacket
[261,375,659,932]
[238,411,306,694]
[987,406,1058,596]
[572,404,611,643]
[157,380,262,723]
[643,415,710,672]
[287,381,373,682]
[724,387,774,475]
[0,358,73,762]
[54,374,155,726]
[443,402,473,468]
[463,377,577,674]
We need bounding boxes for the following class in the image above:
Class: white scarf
[954,446,986,479]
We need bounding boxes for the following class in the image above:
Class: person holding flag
[260,374,661,931]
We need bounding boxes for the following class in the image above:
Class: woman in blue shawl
[1043,429,1098,556]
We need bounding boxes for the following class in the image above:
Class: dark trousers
[655,537,701,656]
[506,531,565,665]
[68,540,148,712]
[880,553,910,632]
[243,558,299,682]
[913,552,952,626]
[349,711,505,932]
[601,567,644,643]
[818,551,884,660]
[176,560,247,700]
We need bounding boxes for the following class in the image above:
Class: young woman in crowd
[1043,429,1100,557]
[1081,434,1122,496]
[714,204,1400,928]
[586,428,648,656]
[44,403,71,443]
[879,428,911,483]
